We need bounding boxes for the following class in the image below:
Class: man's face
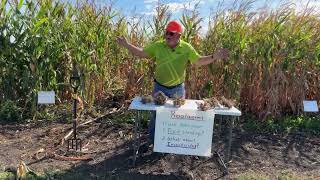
[165,31,181,48]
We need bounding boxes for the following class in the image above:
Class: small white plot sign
[38,91,55,104]
[154,109,214,157]
[303,100,319,112]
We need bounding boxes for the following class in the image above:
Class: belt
[154,79,183,89]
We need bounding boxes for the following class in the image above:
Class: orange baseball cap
[166,20,183,34]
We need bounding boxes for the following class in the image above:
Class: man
[117,20,229,147]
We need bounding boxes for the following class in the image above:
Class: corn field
[0,0,319,119]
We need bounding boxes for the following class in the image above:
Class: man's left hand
[213,48,229,60]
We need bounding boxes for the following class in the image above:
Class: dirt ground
[0,115,320,179]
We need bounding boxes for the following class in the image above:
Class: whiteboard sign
[154,109,214,156]
[38,91,55,104]
[303,100,319,112]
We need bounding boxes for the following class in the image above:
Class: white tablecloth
[129,96,241,116]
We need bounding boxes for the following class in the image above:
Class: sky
[98,0,320,35]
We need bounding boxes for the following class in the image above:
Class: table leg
[225,116,235,162]
[213,115,222,150]
[218,115,222,148]
[214,150,229,176]
[212,115,229,176]
[132,110,141,166]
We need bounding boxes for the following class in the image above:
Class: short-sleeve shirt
[143,40,200,87]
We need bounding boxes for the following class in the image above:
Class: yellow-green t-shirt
[143,40,200,87]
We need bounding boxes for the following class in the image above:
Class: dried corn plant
[179,2,204,99]
[0,0,319,120]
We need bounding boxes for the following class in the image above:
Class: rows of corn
[0,0,319,119]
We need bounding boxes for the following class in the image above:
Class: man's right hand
[116,36,128,47]
[115,36,149,58]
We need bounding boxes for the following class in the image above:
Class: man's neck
[168,40,180,49]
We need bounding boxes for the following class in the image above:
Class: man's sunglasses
[165,31,176,36]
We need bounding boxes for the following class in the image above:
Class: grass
[235,170,319,180]
[243,115,320,134]
[0,172,15,180]
[0,170,90,180]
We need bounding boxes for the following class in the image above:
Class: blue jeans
[148,81,185,143]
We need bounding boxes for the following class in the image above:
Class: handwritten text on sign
[154,109,214,156]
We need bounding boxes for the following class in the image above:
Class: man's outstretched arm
[116,36,150,58]
[194,48,229,67]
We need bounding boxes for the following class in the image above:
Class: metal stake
[68,66,82,152]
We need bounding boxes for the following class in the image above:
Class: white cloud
[144,0,158,4]
[142,0,158,16]
[142,0,206,15]
[166,1,205,12]
[199,16,210,37]
[166,2,185,11]
[294,0,320,13]
[141,0,210,34]
[258,0,320,13]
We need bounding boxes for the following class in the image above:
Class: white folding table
[129,96,241,174]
